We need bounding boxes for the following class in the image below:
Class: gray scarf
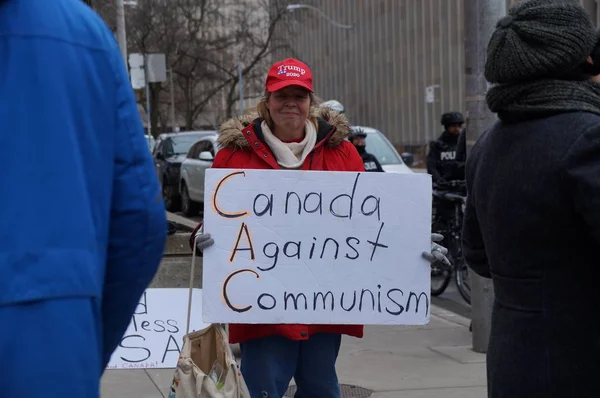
[486,80,600,120]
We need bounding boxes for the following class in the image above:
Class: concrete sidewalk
[100,305,486,398]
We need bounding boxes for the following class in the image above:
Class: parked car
[178,132,219,216]
[349,126,414,173]
[318,99,345,113]
[153,130,215,211]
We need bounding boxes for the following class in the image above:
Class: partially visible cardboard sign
[106,288,208,369]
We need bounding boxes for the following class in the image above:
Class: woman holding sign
[191,58,448,398]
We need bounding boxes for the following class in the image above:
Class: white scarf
[260,120,317,169]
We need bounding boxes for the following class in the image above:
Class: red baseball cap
[265,58,314,93]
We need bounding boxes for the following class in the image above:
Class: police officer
[428,112,466,251]
[427,112,466,184]
[349,129,384,172]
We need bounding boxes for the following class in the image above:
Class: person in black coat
[427,112,466,184]
[462,1,600,397]
[349,128,384,172]
[428,114,467,236]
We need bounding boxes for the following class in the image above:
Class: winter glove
[188,222,215,256]
[194,225,214,251]
[195,232,214,251]
[422,233,450,265]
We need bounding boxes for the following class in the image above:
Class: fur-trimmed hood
[217,107,351,150]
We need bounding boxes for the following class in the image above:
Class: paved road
[173,211,202,224]
[432,283,471,319]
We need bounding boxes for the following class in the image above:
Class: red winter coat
[199,107,365,344]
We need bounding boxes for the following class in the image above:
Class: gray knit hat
[485,0,597,84]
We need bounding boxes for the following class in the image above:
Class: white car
[178,132,220,216]
[350,126,414,173]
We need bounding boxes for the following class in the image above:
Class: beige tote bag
[167,234,250,398]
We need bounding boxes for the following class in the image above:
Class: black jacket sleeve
[452,130,467,181]
[426,141,444,183]
[461,143,491,278]
[455,129,467,162]
[373,156,385,172]
[462,195,490,278]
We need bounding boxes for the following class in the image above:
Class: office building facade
[274,0,600,159]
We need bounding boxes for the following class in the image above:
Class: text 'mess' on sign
[202,169,432,325]
[107,288,208,369]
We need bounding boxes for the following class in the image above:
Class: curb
[166,211,198,230]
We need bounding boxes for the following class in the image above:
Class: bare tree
[215,0,296,120]
[91,0,293,135]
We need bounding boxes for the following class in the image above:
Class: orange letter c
[211,171,249,219]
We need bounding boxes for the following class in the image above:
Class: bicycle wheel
[455,258,471,305]
[431,217,451,296]
[431,260,452,296]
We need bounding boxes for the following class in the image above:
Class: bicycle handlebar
[433,180,466,189]
[442,192,465,201]
[432,180,467,202]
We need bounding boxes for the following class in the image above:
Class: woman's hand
[194,225,214,252]
[422,233,450,265]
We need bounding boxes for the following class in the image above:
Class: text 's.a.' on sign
[106,288,208,370]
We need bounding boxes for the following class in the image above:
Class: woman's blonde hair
[256,89,320,130]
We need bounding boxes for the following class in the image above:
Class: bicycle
[430,180,471,305]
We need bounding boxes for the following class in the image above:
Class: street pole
[238,62,244,115]
[424,88,429,143]
[115,0,127,65]
[169,69,176,132]
[464,0,506,354]
[145,54,151,136]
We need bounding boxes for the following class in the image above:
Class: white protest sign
[202,169,432,325]
[106,288,209,370]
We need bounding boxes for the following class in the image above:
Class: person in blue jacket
[0,0,167,396]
